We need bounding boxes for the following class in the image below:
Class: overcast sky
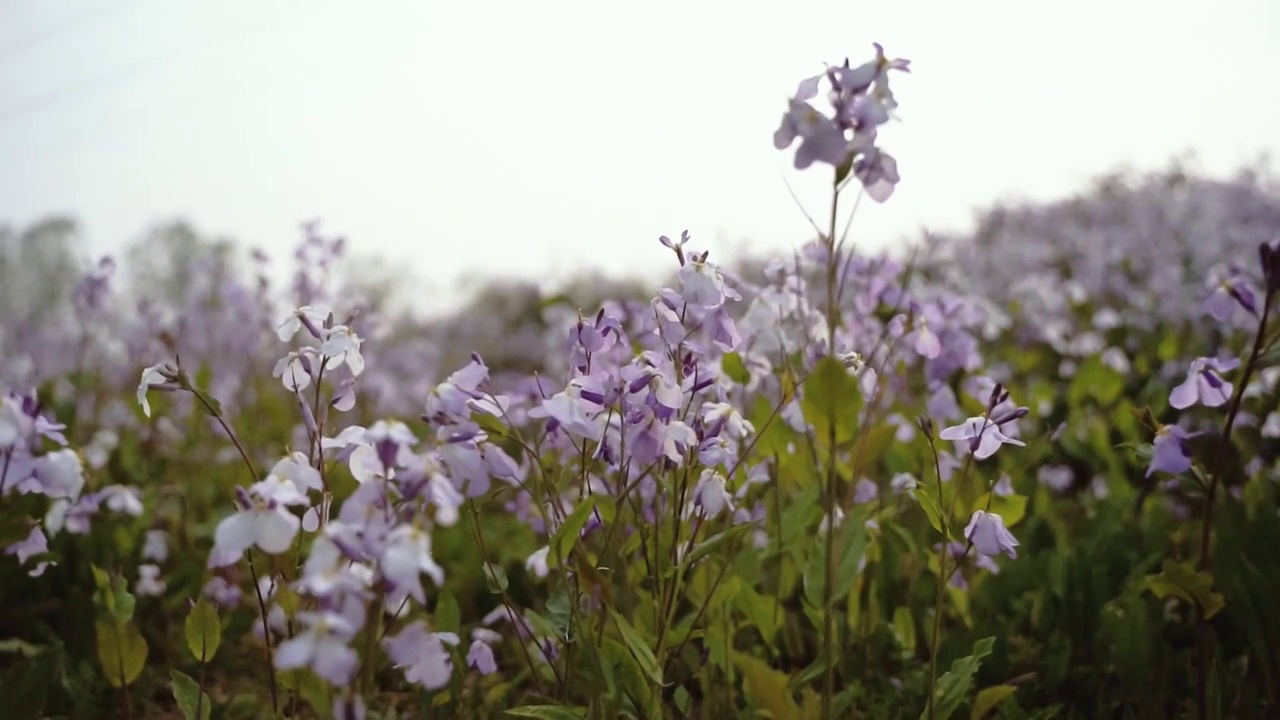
[1,1,1277,315]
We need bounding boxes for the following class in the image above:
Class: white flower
[136,363,178,418]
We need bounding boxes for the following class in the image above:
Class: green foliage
[170,670,212,720]
[921,636,996,720]
[184,599,222,663]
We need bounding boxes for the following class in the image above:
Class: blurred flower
[383,621,460,691]
[1169,356,1238,409]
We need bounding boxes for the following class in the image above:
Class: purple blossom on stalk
[5,526,53,576]
[1202,265,1258,321]
[136,363,182,418]
[422,354,490,425]
[210,480,308,565]
[939,415,1026,460]
[468,627,501,675]
[274,611,360,685]
[677,250,741,309]
[774,44,910,200]
[1147,424,1199,477]
[964,510,1019,559]
[379,524,445,604]
[383,621,460,691]
[1169,356,1238,409]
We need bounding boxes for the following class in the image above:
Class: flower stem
[1194,286,1274,719]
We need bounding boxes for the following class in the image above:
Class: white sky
[1,1,1277,315]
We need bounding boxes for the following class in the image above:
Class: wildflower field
[3,45,1280,720]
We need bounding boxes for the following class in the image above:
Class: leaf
[504,706,587,719]
[1142,559,1226,619]
[1067,355,1125,406]
[681,523,755,572]
[919,636,996,720]
[91,565,136,621]
[483,561,509,594]
[191,388,223,418]
[749,396,797,459]
[184,598,222,662]
[800,355,863,446]
[804,507,869,609]
[274,583,302,617]
[915,486,947,537]
[170,669,212,720]
[721,352,751,385]
[969,492,1028,528]
[434,589,461,635]
[551,495,599,567]
[95,620,147,688]
[970,684,1018,720]
[609,610,663,688]
[732,652,801,720]
[892,606,917,657]
[734,583,780,646]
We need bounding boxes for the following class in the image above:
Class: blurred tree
[123,219,240,309]
[0,215,83,329]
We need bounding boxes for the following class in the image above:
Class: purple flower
[852,479,879,504]
[275,611,360,685]
[383,621,460,691]
[939,416,1026,460]
[964,510,1019,559]
[5,526,53,577]
[773,99,850,170]
[467,628,501,675]
[1169,356,1238,409]
[1202,266,1258,321]
[1147,425,1197,477]
[211,481,308,565]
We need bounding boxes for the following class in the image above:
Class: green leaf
[681,523,755,573]
[95,620,147,688]
[551,495,600,567]
[970,684,1018,720]
[800,355,864,446]
[609,610,663,688]
[191,388,223,418]
[804,507,869,609]
[274,583,302,617]
[969,492,1028,528]
[1142,559,1226,619]
[721,352,751,385]
[892,606,917,657]
[184,598,222,663]
[734,583,781,647]
[483,561,509,594]
[915,485,947,537]
[920,636,996,720]
[434,589,462,634]
[504,706,587,719]
[1067,355,1125,406]
[749,396,797,459]
[732,652,801,720]
[170,669,212,720]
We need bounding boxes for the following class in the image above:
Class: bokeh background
[3,0,1279,318]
